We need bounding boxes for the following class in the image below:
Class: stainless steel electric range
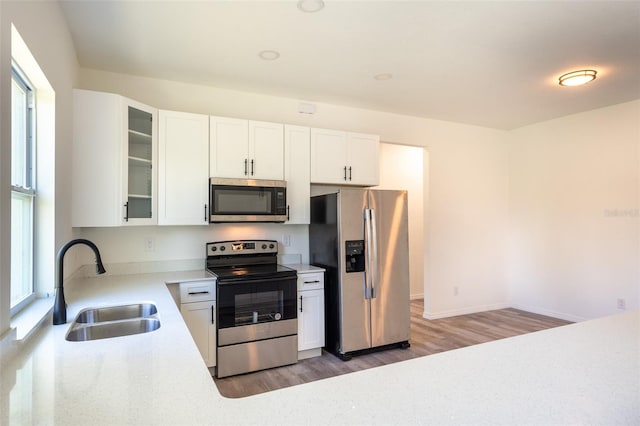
[206,240,298,378]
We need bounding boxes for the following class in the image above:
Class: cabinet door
[249,120,284,180]
[284,125,310,224]
[72,89,158,227]
[209,116,249,179]
[158,110,209,225]
[124,99,158,225]
[298,289,325,351]
[181,301,216,367]
[310,128,348,184]
[72,89,123,227]
[347,132,380,186]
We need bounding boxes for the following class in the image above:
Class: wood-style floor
[213,300,571,398]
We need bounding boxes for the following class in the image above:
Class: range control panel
[206,240,278,257]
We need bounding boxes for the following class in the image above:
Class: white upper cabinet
[210,117,284,180]
[310,128,379,186]
[284,125,310,224]
[249,121,284,180]
[209,116,248,179]
[158,110,209,225]
[72,89,158,227]
[346,132,380,186]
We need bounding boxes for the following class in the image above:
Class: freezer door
[338,189,372,354]
[368,190,411,347]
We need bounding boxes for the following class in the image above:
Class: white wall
[78,68,510,319]
[424,125,511,318]
[80,224,309,270]
[508,100,640,321]
[0,1,78,337]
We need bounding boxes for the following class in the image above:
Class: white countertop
[284,264,325,274]
[1,271,638,425]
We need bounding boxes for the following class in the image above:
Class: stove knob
[220,246,226,251]
[269,243,275,249]
[261,244,267,250]
[211,246,217,252]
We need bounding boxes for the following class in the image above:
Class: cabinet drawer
[297,272,324,291]
[179,280,216,303]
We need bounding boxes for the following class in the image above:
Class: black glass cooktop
[207,263,296,282]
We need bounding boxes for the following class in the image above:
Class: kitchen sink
[65,303,161,342]
[75,303,158,323]
[66,318,161,342]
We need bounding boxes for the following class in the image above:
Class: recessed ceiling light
[558,69,597,86]
[258,50,280,61]
[297,0,324,13]
[374,73,393,81]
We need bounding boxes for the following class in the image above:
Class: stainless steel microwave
[209,178,287,223]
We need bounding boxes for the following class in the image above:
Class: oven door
[217,274,297,331]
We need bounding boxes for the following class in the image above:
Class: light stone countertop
[284,264,326,274]
[1,270,638,425]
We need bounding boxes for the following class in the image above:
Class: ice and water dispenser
[345,240,365,273]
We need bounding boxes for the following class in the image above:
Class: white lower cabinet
[296,270,325,359]
[179,281,216,368]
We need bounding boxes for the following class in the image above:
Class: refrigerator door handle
[364,208,374,300]
[370,207,378,299]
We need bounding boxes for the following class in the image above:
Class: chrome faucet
[53,239,106,325]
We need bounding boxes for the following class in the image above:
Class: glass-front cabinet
[72,89,158,227]
[126,105,155,222]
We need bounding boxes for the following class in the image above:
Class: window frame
[10,63,37,315]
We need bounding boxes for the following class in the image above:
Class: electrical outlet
[283,234,291,247]
[144,237,155,252]
[617,298,626,310]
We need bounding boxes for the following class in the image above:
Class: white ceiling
[59,0,640,130]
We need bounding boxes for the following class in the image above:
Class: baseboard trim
[423,303,510,320]
[509,304,587,323]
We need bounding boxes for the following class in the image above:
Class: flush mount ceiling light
[258,50,280,61]
[374,73,393,81]
[297,0,324,13]
[558,69,597,86]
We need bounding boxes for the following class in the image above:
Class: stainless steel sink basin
[65,303,161,342]
[66,318,161,342]
[75,303,158,323]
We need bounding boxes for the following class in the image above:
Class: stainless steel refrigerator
[309,189,410,360]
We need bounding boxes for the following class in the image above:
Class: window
[11,65,36,313]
